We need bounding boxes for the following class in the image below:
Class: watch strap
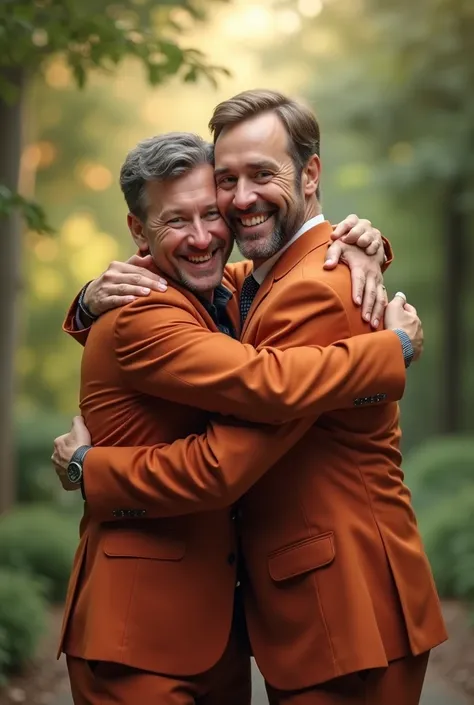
[69,444,92,468]
[78,283,99,324]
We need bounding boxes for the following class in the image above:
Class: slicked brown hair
[209,89,320,182]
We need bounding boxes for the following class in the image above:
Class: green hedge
[419,488,474,601]
[0,568,48,682]
[403,434,474,513]
[0,506,79,604]
[403,435,474,607]
[15,413,76,504]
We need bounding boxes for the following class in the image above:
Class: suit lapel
[241,221,333,338]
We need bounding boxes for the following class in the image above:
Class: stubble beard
[235,202,305,262]
[175,269,221,298]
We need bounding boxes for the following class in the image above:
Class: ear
[127,213,149,253]
[301,154,321,197]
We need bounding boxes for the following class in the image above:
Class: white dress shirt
[252,214,326,285]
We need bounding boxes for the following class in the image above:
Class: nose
[233,178,257,211]
[188,220,212,250]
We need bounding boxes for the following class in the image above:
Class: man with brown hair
[54,92,445,705]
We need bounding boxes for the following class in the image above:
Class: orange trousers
[66,627,251,705]
[265,652,430,705]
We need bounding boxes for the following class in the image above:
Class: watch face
[67,462,82,484]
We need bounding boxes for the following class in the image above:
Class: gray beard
[235,221,288,260]
[234,207,304,261]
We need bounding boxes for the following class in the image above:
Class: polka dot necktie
[240,274,260,326]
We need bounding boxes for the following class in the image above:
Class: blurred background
[0,0,473,702]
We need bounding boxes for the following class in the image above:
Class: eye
[217,176,237,188]
[167,217,185,226]
[205,209,221,220]
[255,170,272,181]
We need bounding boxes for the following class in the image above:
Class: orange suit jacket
[59,224,427,681]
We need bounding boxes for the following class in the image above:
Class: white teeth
[241,214,270,227]
[187,253,213,263]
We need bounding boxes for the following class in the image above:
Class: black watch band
[67,445,92,499]
[78,283,99,324]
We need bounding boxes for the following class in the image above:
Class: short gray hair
[120,132,214,221]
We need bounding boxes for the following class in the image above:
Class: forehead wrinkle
[160,199,217,221]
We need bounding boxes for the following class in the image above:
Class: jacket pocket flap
[103,529,185,561]
[268,532,335,582]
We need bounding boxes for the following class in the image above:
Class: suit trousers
[66,624,251,705]
[265,652,430,705]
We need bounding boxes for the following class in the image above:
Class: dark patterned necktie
[240,274,260,326]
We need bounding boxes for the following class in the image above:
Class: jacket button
[227,552,236,565]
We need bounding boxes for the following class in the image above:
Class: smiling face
[214,111,320,266]
[128,163,232,300]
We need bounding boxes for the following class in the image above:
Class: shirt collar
[252,214,325,285]
[196,283,232,315]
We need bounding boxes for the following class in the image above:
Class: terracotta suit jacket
[59,227,410,679]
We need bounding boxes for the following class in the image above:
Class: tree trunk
[441,177,467,434]
[0,70,25,513]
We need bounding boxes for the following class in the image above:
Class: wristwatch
[67,445,92,496]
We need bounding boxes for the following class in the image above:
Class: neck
[303,198,321,224]
[252,201,322,270]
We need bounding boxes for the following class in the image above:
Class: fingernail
[158,283,167,291]
[365,313,371,321]
[141,287,151,295]
[125,296,136,303]
[325,259,333,265]
[373,319,379,328]
[356,296,362,305]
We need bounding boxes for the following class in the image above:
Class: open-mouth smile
[238,213,274,228]
[181,247,220,266]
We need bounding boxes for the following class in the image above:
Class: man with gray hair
[55,129,423,704]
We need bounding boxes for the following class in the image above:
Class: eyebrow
[161,203,218,220]
[214,159,279,178]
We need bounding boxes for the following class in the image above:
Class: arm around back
[114,288,406,424]
[84,277,406,520]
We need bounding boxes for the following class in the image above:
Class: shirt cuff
[75,309,86,331]
[393,329,414,368]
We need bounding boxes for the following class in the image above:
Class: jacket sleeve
[84,277,405,521]
[113,291,405,424]
[62,291,91,347]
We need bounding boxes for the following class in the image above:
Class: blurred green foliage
[15,413,78,503]
[405,435,474,607]
[0,505,79,604]
[0,568,48,682]
[0,0,230,95]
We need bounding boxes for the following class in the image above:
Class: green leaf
[0,186,54,234]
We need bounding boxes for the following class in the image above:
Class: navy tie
[240,274,260,326]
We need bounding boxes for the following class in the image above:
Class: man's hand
[385,292,423,361]
[84,254,168,317]
[52,416,91,492]
[324,214,386,328]
[329,214,383,257]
